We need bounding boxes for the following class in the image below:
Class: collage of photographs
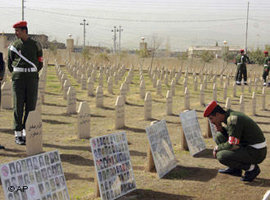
[90,132,136,200]
[0,150,70,200]
[180,110,206,156]
[146,120,177,178]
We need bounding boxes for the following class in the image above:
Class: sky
[1,0,270,51]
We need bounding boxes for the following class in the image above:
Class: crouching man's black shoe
[241,165,260,182]
[15,137,26,145]
[218,167,242,177]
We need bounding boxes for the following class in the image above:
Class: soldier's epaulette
[227,115,238,125]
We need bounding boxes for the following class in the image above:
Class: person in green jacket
[262,51,270,86]
[0,51,5,149]
[204,101,267,182]
[8,21,43,145]
[235,49,250,85]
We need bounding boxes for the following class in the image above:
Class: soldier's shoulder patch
[228,115,238,125]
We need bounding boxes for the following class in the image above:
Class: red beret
[203,101,218,117]
[240,49,244,53]
[13,21,27,28]
[264,51,268,54]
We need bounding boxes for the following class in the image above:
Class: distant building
[187,45,241,58]
[2,33,49,48]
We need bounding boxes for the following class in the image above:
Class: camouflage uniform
[235,54,250,84]
[262,56,270,85]
[214,109,267,170]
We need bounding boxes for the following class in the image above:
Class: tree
[248,48,264,64]
[149,34,163,69]
[200,50,214,63]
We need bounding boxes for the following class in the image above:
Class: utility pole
[80,19,89,48]
[22,0,25,20]
[118,26,123,53]
[244,2,249,53]
[111,26,117,54]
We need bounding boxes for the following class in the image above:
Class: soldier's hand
[213,146,218,158]
[214,124,223,132]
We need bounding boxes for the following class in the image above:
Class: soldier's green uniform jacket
[8,37,43,78]
[235,54,250,67]
[263,56,270,70]
[216,109,265,152]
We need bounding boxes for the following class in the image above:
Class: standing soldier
[8,21,43,145]
[262,51,270,86]
[204,101,267,182]
[235,49,250,85]
[0,51,5,149]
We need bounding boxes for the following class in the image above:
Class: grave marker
[1,81,12,109]
[77,102,91,139]
[144,92,152,120]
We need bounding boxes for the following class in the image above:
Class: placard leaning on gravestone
[90,132,136,200]
[179,110,206,156]
[145,120,178,178]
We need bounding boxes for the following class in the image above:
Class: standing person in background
[8,21,43,145]
[0,51,5,149]
[262,51,270,86]
[235,49,250,85]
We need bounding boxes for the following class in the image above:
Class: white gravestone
[213,83,217,102]
[144,92,152,120]
[81,75,87,90]
[0,150,70,200]
[90,132,136,200]
[87,77,94,97]
[156,80,162,96]
[63,79,70,100]
[200,84,204,106]
[140,80,146,99]
[262,87,266,110]
[170,79,175,96]
[120,83,127,103]
[166,90,173,115]
[239,95,245,112]
[252,92,256,115]
[115,96,125,129]
[225,97,231,110]
[107,77,113,94]
[77,102,91,139]
[67,86,77,114]
[1,81,12,109]
[180,110,206,156]
[184,87,190,110]
[145,120,177,178]
[96,86,104,108]
[26,110,43,156]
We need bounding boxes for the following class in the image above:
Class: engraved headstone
[144,92,152,120]
[166,90,172,115]
[96,86,103,108]
[115,96,125,129]
[25,110,43,156]
[77,102,91,139]
[67,86,76,114]
[1,81,12,109]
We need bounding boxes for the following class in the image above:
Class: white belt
[249,141,267,149]
[264,64,268,67]
[13,67,37,72]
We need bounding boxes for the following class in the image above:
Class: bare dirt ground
[1,58,270,200]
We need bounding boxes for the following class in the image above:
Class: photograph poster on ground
[90,132,136,200]
[145,120,178,178]
[0,150,70,200]
[180,110,206,156]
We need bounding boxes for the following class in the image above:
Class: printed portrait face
[26,159,33,171]
[54,152,59,162]
[9,163,16,175]
[23,173,30,185]
[16,161,22,173]
[49,153,55,164]
[1,165,9,177]
[4,179,11,189]
[39,156,45,167]
[33,157,39,170]
[45,155,50,166]
[21,160,27,172]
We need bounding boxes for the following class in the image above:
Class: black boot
[241,165,260,182]
[0,145,5,149]
[218,167,242,177]
[15,136,25,145]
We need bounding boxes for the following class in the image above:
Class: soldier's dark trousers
[262,69,269,82]
[12,78,38,131]
[215,132,267,170]
[236,65,247,82]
